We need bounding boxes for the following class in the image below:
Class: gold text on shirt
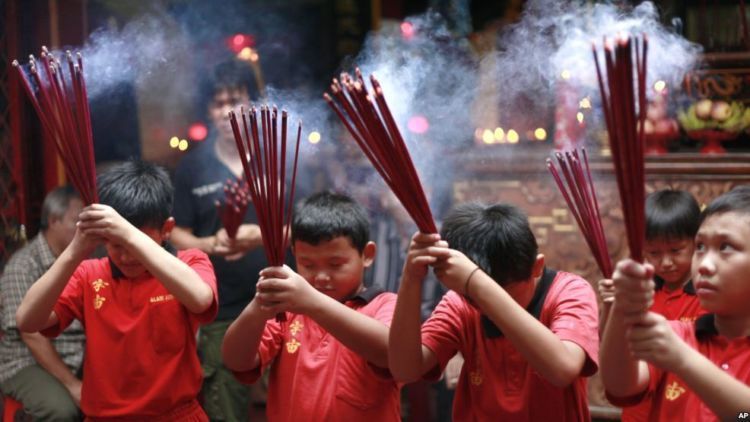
[94,295,106,310]
[286,338,301,354]
[289,320,304,336]
[91,279,109,292]
[149,294,175,303]
[469,371,483,386]
[665,381,686,401]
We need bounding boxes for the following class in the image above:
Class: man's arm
[171,224,262,260]
[171,226,216,254]
[20,333,81,405]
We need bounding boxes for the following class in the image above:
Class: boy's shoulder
[175,247,211,262]
[548,270,595,298]
[350,288,396,309]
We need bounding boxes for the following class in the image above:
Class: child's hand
[256,265,320,314]
[68,225,104,258]
[598,278,615,303]
[626,311,689,373]
[76,204,138,243]
[443,352,464,390]
[612,259,655,322]
[432,249,482,295]
[402,232,448,284]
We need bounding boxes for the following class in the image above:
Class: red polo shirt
[621,278,706,422]
[232,288,400,421]
[608,314,750,421]
[41,247,218,419]
[651,277,705,322]
[420,269,599,422]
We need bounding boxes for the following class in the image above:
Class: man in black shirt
[172,60,265,421]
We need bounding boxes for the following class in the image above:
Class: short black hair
[440,203,538,285]
[97,159,173,229]
[202,59,258,103]
[40,186,79,231]
[292,192,370,253]
[645,190,701,241]
[701,185,750,224]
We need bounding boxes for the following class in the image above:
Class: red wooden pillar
[6,0,26,227]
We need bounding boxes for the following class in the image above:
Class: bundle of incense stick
[324,69,437,234]
[229,106,301,321]
[547,149,612,278]
[592,35,648,262]
[12,47,97,204]
[216,178,250,240]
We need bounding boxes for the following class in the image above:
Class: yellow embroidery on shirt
[289,320,304,336]
[665,381,686,401]
[91,279,109,292]
[149,294,175,303]
[286,338,301,354]
[469,371,483,386]
[94,295,106,310]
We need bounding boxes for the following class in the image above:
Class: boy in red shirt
[599,190,705,420]
[601,185,750,420]
[642,190,704,322]
[16,160,218,421]
[389,203,599,421]
[222,192,400,421]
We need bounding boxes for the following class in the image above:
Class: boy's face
[644,237,694,288]
[208,88,250,145]
[692,212,750,317]
[105,219,174,279]
[293,236,375,302]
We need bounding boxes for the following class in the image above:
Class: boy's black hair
[292,191,369,253]
[645,189,701,241]
[701,185,750,224]
[440,203,538,285]
[201,59,258,104]
[97,159,173,229]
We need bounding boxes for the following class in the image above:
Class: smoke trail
[80,13,193,101]
[494,0,701,115]
[336,1,701,211]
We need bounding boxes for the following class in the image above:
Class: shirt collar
[348,285,385,304]
[109,242,178,280]
[481,267,557,338]
[654,276,696,295]
[695,314,717,341]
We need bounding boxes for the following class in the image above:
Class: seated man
[0,186,85,421]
